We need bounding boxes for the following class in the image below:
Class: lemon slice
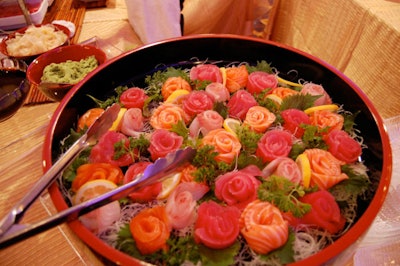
[157,172,182,200]
[165,89,190,104]
[223,118,241,135]
[296,153,311,188]
[109,107,127,131]
[304,104,339,115]
[277,76,302,87]
[265,94,283,105]
[220,67,227,87]
[73,179,118,205]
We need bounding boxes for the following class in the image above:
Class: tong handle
[0,137,88,236]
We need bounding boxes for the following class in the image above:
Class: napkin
[125,0,182,44]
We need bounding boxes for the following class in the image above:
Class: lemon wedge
[304,104,339,115]
[277,76,302,87]
[165,89,190,104]
[157,172,182,200]
[73,179,118,205]
[223,118,241,135]
[109,107,127,131]
[265,93,283,105]
[220,67,227,87]
[296,153,312,188]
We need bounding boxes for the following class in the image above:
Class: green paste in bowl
[41,55,98,84]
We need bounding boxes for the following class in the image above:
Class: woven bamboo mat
[24,0,86,105]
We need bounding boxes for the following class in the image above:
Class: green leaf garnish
[247,60,273,74]
[145,67,189,101]
[199,241,241,266]
[87,85,127,108]
[260,230,296,264]
[258,175,315,217]
[280,94,321,111]
[342,110,360,134]
[330,164,371,200]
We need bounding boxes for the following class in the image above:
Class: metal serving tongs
[0,146,195,249]
[0,102,196,248]
[0,103,196,248]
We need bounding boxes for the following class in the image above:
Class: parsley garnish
[165,235,201,265]
[192,145,232,187]
[301,124,329,150]
[236,125,263,154]
[113,134,150,161]
[258,175,315,217]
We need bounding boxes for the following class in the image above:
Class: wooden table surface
[0,0,399,265]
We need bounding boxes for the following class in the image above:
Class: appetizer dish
[59,60,373,265]
[44,35,391,266]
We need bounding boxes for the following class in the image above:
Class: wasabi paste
[41,55,98,84]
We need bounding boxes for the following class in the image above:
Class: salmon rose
[182,90,214,118]
[243,106,276,133]
[281,108,311,138]
[161,76,192,101]
[72,163,124,192]
[194,201,241,249]
[215,169,261,210]
[247,71,278,94]
[224,65,249,93]
[325,129,362,163]
[240,200,289,254]
[309,110,344,134]
[130,206,171,255]
[301,83,332,106]
[150,103,190,130]
[148,129,183,161]
[227,90,258,120]
[304,148,348,190]
[190,64,223,83]
[77,108,104,132]
[201,128,242,164]
[120,87,148,109]
[256,129,293,163]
